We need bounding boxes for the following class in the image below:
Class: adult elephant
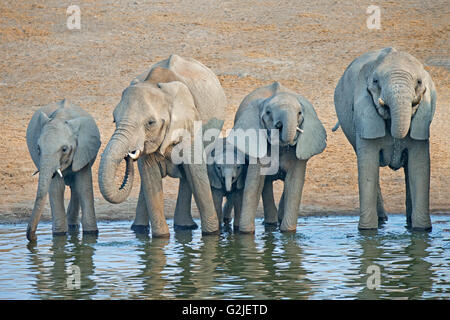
[26,99,101,241]
[334,47,437,231]
[98,55,226,237]
[229,82,327,233]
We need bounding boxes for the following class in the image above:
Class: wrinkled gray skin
[26,99,101,241]
[98,55,226,237]
[230,82,327,233]
[334,48,437,231]
[206,138,247,230]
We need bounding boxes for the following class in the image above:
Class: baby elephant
[26,99,101,241]
[207,138,247,230]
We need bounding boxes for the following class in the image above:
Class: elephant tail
[332,121,340,132]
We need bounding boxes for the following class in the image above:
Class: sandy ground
[0,0,448,223]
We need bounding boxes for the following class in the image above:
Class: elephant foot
[26,226,37,242]
[152,231,170,238]
[239,228,255,235]
[263,221,278,227]
[83,229,99,236]
[411,226,432,232]
[280,228,296,234]
[68,224,80,232]
[174,223,198,231]
[52,231,68,237]
[131,224,150,234]
[202,229,220,236]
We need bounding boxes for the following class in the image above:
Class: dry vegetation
[0,0,448,223]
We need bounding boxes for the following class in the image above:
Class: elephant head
[230,82,327,161]
[357,47,436,140]
[26,100,101,241]
[207,139,246,192]
[98,77,200,204]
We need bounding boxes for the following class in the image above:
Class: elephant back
[144,55,226,134]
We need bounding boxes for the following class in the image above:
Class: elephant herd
[25,47,437,242]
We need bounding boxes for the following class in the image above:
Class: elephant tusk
[296,127,304,133]
[378,97,386,106]
[128,150,141,160]
[56,169,63,178]
[32,170,39,176]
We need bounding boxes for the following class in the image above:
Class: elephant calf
[207,138,247,230]
[26,99,101,241]
[334,47,437,231]
[229,82,327,233]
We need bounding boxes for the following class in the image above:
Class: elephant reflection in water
[356,232,433,299]
[27,234,97,299]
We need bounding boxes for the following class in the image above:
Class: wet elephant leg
[262,178,278,226]
[279,160,306,233]
[49,175,67,235]
[377,181,388,222]
[404,166,412,228]
[356,138,380,230]
[131,185,150,234]
[239,164,265,234]
[211,188,224,228]
[233,190,243,231]
[138,155,169,237]
[174,177,197,230]
[407,141,431,231]
[67,186,80,231]
[75,166,98,234]
[222,193,233,225]
[278,189,285,224]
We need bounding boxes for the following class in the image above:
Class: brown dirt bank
[0,0,449,224]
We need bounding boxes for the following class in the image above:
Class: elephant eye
[37,145,41,155]
[417,79,422,86]
[266,110,271,116]
[373,79,378,85]
[148,119,156,126]
[62,145,69,153]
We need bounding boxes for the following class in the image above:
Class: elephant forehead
[39,121,74,149]
[266,93,301,110]
[116,84,166,115]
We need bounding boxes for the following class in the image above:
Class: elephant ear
[410,75,436,140]
[158,81,200,157]
[67,117,101,172]
[295,96,327,160]
[228,99,267,159]
[26,107,55,170]
[353,49,394,139]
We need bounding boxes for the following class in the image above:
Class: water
[0,215,449,299]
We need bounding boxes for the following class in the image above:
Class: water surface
[0,215,448,299]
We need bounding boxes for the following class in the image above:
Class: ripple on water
[0,216,449,299]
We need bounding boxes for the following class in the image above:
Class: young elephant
[26,99,101,241]
[98,55,227,237]
[334,47,437,231]
[228,82,327,233]
[206,138,247,230]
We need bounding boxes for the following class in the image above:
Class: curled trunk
[98,133,135,204]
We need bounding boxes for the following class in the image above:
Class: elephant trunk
[385,73,415,139]
[27,160,57,241]
[279,109,297,145]
[98,130,135,204]
[224,169,233,192]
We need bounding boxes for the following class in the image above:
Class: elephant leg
[222,193,233,225]
[356,139,380,230]
[49,176,67,235]
[67,186,80,231]
[280,161,306,233]
[376,182,388,222]
[211,188,224,228]
[74,165,98,234]
[174,177,197,230]
[183,163,219,235]
[131,185,150,234]
[239,164,265,234]
[233,190,243,231]
[407,141,431,231]
[138,155,169,237]
[261,178,278,226]
[404,166,412,228]
[278,190,285,224]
